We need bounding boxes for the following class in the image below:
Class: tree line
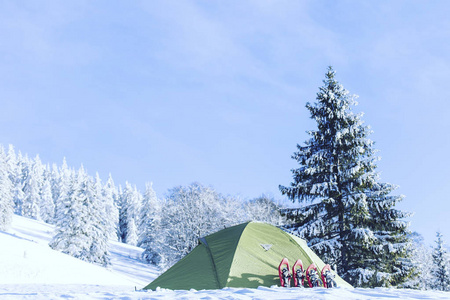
[0,145,285,270]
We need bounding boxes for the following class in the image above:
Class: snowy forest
[0,68,449,291]
[0,145,286,271]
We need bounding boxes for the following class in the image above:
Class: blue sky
[1,1,449,245]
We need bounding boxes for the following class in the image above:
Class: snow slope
[0,214,158,286]
[1,215,450,299]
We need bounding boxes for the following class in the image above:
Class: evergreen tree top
[433,231,447,255]
[309,66,355,110]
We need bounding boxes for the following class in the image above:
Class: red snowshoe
[292,259,305,287]
[306,263,323,287]
[321,264,337,288]
[278,258,292,287]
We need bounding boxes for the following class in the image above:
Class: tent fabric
[144,222,352,290]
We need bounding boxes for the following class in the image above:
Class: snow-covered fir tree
[22,155,44,220]
[138,182,161,264]
[103,174,119,241]
[50,166,93,262]
[49,163,61,213]
[279,67,412,287]
[0,146,14,230]
[5,145,23,214]
[118,182,141,245]
[86,173,111,266]
[12,151,28,215]
[115,184,123,240]
[39,173,55,223]
[5,145,17,183]
[431,231,450,291]
[54,158,72,223]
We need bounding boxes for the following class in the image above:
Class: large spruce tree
[279,67,412,287]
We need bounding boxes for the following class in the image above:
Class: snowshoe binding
[292,259,305,287]
[321,264,337,288]
[306,263,323,287]
[278,258,292,287]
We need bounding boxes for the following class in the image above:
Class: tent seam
[221,221,250,287]
[211,221,251,288]
[201,238,223,289]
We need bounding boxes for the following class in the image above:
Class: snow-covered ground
[1,215,450,299]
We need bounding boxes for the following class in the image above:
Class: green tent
[144,222,352,290]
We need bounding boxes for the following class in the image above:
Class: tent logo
[260,244,272,251]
